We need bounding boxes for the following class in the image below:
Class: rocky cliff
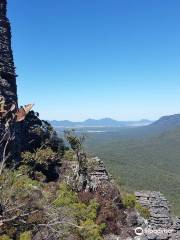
[62,154,180,240]
[0,1,179,240]
[134,191,180,240]
[0,0,18,104]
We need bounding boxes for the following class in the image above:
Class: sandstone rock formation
[71,156,180,240]
[135,191,180,240]
[135,191,173,229]
[41,141,180,240]
[88,156,110,191]
[0,0,20,163]
[0,0,18,105]
[103,190,180,240]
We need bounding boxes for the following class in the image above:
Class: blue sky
[8,0,180,121]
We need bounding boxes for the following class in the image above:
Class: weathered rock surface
[88,156,110,191]
[0,0,17,104]
[135,191,173,229]
[61,155,180,240]
[0,0,20,162]
[62,156,110,192]
[133,191,180,240]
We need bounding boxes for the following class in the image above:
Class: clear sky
[8,0,180,121]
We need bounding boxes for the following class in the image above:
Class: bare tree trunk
[0,133,12,176]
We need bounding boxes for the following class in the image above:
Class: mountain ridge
[49,118,153,127]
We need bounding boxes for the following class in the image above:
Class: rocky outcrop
[0,0,21,164]
[88,156,110,191]
[134,191,180,240]
[61,155,180,240]
[0,0,17,104]
[62,155,110,191]
[135,191,173,229]
[84,159,180,240]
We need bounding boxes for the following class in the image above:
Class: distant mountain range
[49,118,153,128]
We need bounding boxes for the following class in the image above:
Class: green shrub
[19,231,32,240]
[0,170,43,239]
[0,170,40,201]
[122,193,150,219]
[18,165,33,176]
[52,183,104,239]
[0,235,12,240]
[72,199,99,221]
[63,150,75,161]
[86,199,100,220]
[135,203,150,219]
[22,147,58,167]
[122,193,136,208]
[21,147,60,181]
[79,220,105,240]
[53,183,78,207]
[13,173,40,190]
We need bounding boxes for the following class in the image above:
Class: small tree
[0,122,15,176]
[0,104,18,175]
[64,130,88,190]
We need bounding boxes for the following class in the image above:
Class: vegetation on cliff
[0,114,128,239]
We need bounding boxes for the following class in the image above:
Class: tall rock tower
[0,0,18,106]
[0,0,20,164]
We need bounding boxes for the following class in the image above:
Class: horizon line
[45,112,180,122]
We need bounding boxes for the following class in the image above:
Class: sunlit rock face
[0,0,18,105]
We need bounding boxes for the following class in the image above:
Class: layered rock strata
[0,0,18,105]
